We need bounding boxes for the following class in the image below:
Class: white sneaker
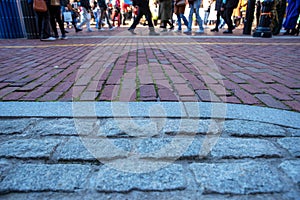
[195,29,204,33]
[98,28,105,31]
[41,37,56,41]
[109,26,116,31]
[173,29,181,32]
[183,29,191,33]
[87,28,93,32]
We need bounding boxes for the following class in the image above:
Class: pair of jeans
[98,7,113,29]
[78,7,91,30]
[187,0,204,31]
[177,13,188,30]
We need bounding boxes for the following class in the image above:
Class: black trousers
[129,6,154,29]
[49,5,66,36]
[222,7,234,31]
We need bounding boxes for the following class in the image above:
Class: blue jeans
[188,0,204,31]
[177,13,188,30]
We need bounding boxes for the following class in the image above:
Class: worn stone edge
[0,102,299,128]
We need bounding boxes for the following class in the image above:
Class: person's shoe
[173,29,181,32]
[65,30,69,33]
[149,27,159,35]
[223,29,233,34]
[195,29,204,34]
[40,37,56,41]
[128,28,136,35]
[161,28,167,32]
[61,35,68,40]
[54,35,59,39]
[109,26,116,31]
[183,29,191,33]
[87,28,93,32]
[169,25,174,30]
[210,27,219,32]
[98,28,105,31]
[75,28,83,33]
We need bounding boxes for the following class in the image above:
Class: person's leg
[98,8,105,29]
[195,0,204,30]
[177,14,182,30]
[49,6,59,37]
[78,8,88,29]
[104,11,113,28]
[129,8,144,30]
[187,4,195,31]
[54,6,66,36]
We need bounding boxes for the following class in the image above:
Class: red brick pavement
[0,27,299,112]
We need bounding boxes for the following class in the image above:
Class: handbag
[63,12,72,22]
[33,0,47,12]
[51,0,60,6]
[176,0,186,6]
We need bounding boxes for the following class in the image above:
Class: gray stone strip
[68,35,295,39]
[0,102,299,128]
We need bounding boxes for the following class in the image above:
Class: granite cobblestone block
[0,139,61,159]
[277,138,300,157]
[0,164,91,193]
[95,164,186,192]
[223,120,287,137]
[0,119,36,135]
[190,162,286,195]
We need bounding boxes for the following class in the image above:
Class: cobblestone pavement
[0,27,299,111]
[0,106,299,199]
[0,27,300,199]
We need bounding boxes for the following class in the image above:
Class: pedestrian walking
[97,0,115,30]
[49,0,68,39]
[128,0,159,35]
[32,0,56,41]
[220,0,239,33]
[283,0,300,35]
[210,0,224,32]
[184,0,205,33]
[77,0,93,32]
[173,0,188,32]
[158,0,174,31]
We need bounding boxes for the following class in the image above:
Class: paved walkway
[0,27,299,111]
[0,27,300,199]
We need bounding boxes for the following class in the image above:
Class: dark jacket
[98,0,107,8]
[133,0,149,8]
[80,0,91,10]
[223,0,239,8]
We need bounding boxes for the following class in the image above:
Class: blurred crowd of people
[31,0,300,41]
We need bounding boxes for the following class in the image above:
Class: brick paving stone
[234,89,260,105]
[39,92,64,101]
[174,84,194,96]
[283,101,300,112]
[196,90,220,102]
[255,94,290,110]
[139,85,157,98]
[158,88,179,101]
[2,92,26,101]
